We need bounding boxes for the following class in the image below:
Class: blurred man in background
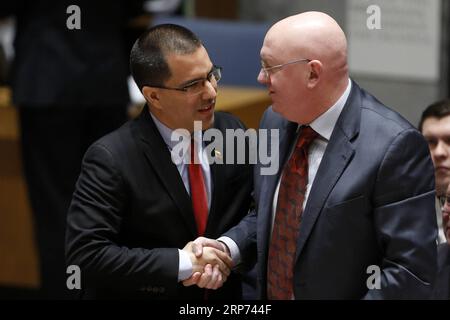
[419,100,450,244]
[432,183,450,299]
[0,0,146,298]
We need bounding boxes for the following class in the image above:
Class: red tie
[188,138,208,236]
[267,126,318,300]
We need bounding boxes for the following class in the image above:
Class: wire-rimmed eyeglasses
[146,65,222,95]
[260,58,311,79]
[439,194,450,208]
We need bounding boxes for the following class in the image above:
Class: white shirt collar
[309,78,352,140]
[149,111,182,150]
[149,111,203,161]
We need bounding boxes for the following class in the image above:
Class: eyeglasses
[260,58,311,79]
[438,195,450,208]
[147,65,222,95]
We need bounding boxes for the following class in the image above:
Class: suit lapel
[294,133,354,260]
[295,81,361,261]
[131,108,197,237]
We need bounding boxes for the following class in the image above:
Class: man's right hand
[182,241,232,289]
[191,236,230,258]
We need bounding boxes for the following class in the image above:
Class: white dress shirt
[150,112,212,281]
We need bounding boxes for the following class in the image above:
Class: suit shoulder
[87,120,134,157]
[259,106,289,130]
[359,89,414,133]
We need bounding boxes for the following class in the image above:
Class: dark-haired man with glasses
[65,24,253,299]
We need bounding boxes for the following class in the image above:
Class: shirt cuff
[178,249,193,282]
[217,236,241,267]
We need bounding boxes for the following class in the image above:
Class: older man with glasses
[192,11,438,299]
[65,24,253,300]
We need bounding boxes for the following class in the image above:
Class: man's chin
[436,179,450,197]
[201,114,215,130]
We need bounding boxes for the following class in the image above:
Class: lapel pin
[214,150,222,160]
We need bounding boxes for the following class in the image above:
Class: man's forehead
[166,50,212,78]
[423,116,450,133]
[260,39,286,61]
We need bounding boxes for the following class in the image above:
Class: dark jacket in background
[1,0,144,107]
[432,243,450,299]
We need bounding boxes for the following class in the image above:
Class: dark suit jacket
[0,0,143,107]
[226,80,438,299]
[431,243,450,299]
[65,109,253,299]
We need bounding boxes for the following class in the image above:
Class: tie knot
[295,126,318,149]
[190,138,203,164]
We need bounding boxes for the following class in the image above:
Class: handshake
[181,237,233,290]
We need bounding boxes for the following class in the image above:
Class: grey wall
[239,0,448,127]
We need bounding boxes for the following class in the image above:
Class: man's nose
[257,69,269,85]
[201,80,217,99]
[434,140,449,158]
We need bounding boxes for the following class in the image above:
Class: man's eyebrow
[179,66,214,87]
[424,134,450,140]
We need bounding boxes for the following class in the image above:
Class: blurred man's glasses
[147,65,222,95]
[438,194,450,208]
[260,58,311,79]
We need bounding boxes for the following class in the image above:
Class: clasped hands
[182,237,232,290]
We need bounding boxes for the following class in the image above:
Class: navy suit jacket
[226,80,438,299]
[431,243,450,299]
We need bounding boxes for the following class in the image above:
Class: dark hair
[130,24,202,90]
[419,99,450,131]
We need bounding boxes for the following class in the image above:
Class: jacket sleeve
[65,143,179,295]
[223,206,257,272]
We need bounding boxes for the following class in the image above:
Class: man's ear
[306,60,322,88]
[142,86,163,110]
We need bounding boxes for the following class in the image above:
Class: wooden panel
[0,104,18,140]
[0,88,39,287]
[215,86,270,129]
[195,0,238,19]
[0,107,39,287]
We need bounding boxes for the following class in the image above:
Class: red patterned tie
[188,138,208,236]
[267,126,318,299]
